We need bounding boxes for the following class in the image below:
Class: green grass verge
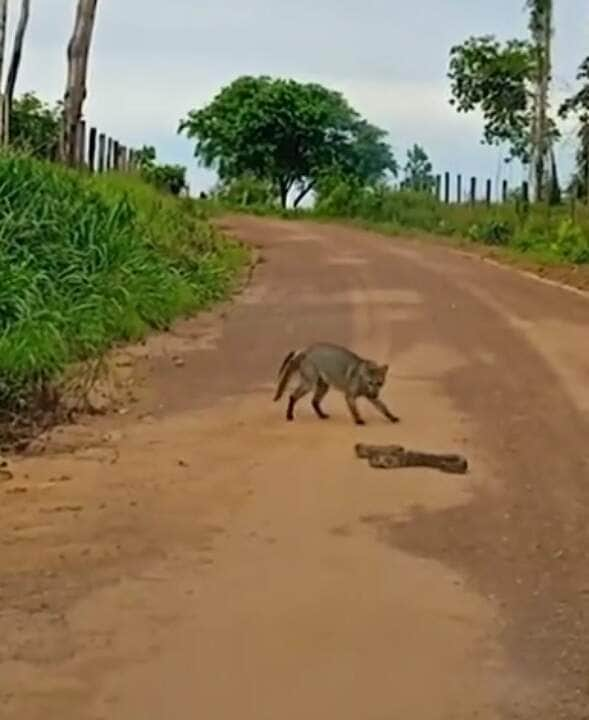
[209,183,589,267]
[0,153,248,412]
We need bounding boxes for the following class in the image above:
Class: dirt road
[1,217,588,719]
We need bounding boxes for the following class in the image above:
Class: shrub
[467,219,512,245]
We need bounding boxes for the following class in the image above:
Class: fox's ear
[378,364,389,378]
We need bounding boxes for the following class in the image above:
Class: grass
[210,178,589,267]
[0,152,247,417]
[314,183,589,265]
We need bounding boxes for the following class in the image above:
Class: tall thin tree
[0,0,8,144]
[4,0,31,143]
[61,0,98,164]
[527,0,553,202]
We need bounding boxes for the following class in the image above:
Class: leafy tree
[133,145,187,196]
[449,2,559,201]
[179,76,396,208]
[9,92,61,158]
[401,144,435,191]
[214,173,277,207]
[559,56,589,200]
[134,144,157,170]
[144,164,187,196]
[332,119,397,185]
[448,36,535,161]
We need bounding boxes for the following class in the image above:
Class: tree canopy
[178,76,396,208]
[448,36,536,161]
[10,92,61,159]
[135,144,188,196]
[448,2,559,201]
[401,144,435,191]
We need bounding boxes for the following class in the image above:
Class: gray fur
[274,342,399,425]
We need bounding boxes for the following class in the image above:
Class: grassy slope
[0,154,248,412]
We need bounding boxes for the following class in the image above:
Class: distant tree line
[178,2,586,207]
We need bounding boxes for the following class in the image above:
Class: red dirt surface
[1,217,588,719]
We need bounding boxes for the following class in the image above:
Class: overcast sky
[9,0,588,194]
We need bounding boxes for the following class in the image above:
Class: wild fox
[273,342,399,425]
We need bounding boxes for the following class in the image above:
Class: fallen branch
[355,443,468,475]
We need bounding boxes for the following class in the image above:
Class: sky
[8,0,588,196]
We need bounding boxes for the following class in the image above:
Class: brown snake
[355,443,468,475]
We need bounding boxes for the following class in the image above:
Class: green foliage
[179,76,396,208]
[401,144,435,191]
[509,216,589,262]
[9,92,61,159]
[316,179,443,231]
[551,219,589,262]
[0,153,246,412]
[448,35,559,163]
[214,173,278,207]
[143,163,187,196]
[559,56,589,198]
[134,144,188,196]
[448,36,534,160]
[135,145,157,169]
[311,176,589,263]
[466,219,512,245]
[335,120,398,186]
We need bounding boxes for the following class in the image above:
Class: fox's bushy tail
[273,350,303,401]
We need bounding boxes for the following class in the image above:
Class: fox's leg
[345,392,365,425]
[368,397,400,423]
[311,379,330,419]
[287,379,313,421]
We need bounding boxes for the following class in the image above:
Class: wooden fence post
[113,140,120,170]
[435,174,441,201]
[444,172,450,204]
[485,179,492,207]
[456,174,462,204]
[570,178,578,221]
[2,95,9,146]
[88,126,97,172]
[97,132,106,172]
[106,137,113,171]
[470,177,476,205]
[75,120,86,167]
[120,145,128,171]
[502,179,508,203]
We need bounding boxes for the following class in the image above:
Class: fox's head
[360,362,389,399]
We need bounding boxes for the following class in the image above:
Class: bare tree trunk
[278,177,289,209]
[293,180,315,208]
[4,0,30,143]
[0,0,8,145]
[528,0,553,203]
[548,147,561,205]
[61,0,98,165]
